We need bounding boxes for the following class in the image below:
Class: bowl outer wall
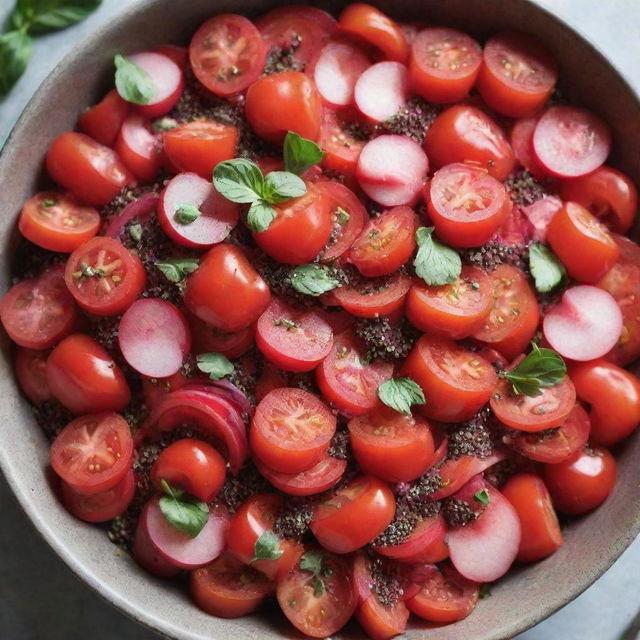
[0,1,639,639]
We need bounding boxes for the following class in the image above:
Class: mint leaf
[499,342,567,397]
[283,131,324,175]
[290,264,340,296]
[114,54,154,105]
[0,31,32,95]
[196,352,234,380]
[414,226,461,286]
[155,257,199,283]
[175,203,201,224]
[213,159,265,204]
[474,488,491,506]
[378,377,425,416]
[300,550,324,575]
[247,200,277,233]
[263,171,306,203]
[12,0,102,34]
[158,479,208,538]
[252,530,283,561]
[529,243,566,293]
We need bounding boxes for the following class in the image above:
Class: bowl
[1,1,639,639]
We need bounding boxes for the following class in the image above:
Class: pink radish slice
[142,496,229,570]
[521,195,562,242]
[119,298,191,377]
[158,172,239,249]
[447,476,521,583]
[532,106,611,178]
[543,285,623,361]
[356,134,428,206]
[354,61,408,122]
[133,511,181,577]
[128,52,184,118]
[314,39,370,106]
[104,192,158,239]
[510,116,546,179]
[117,113,163,182]
[180,379,253,418]
[177,383,252,429]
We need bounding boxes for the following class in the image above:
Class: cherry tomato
[142,371,188,409]
[14,347,51,404]
[547,202,619,284]
[78,89,130,147]
[155,44,189,69]
[46,333,130,414]
[406,266,492,339]
[184,243,271,332]
[375,514,449,563]
[401,334,497,422]
[190,553,274,618]
[19,191,100,253]
[50,412,133,494]
[510,115,547,179]
[427,163,510,247]
[543,446,616,515]
[189,14,267,96]
[256,298,333,372]
[115,114,163,182]
[472,264,540,361]
[277,552,357,638]
[333,272,411,318]
[189,315,254,359]
[245,71,323,143]
[45,132,133,206]
[339,3,410,63]
[319,108,368,178]
[409,28,482,103]
[476,32,557,117]
[311,474,395,553]
[64,236,146,316]
[424,105,515,181]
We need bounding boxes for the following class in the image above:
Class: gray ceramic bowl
[1,1,639,639]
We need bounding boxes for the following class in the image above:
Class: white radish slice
[356,134,428,206]
[118,298,191,377]
[128,52,184,118]
[133,513,180,577]
[314,39,371,107]
[354,61,408,122]
[543,285,623,361]
[142,496,229,569]
[521,195,562,242]
[447,476,521,583]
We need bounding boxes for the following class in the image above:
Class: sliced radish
[159,172,239,249]
[447,476,521,583]
[133,511,181,577]
[128,52,184,118]
[520,195,563,242]
[119,299,191,377]
[314,39,370,107]
[356,134,428,206]
[115,113,163,182]
[375,513,447,563]
[141,496,229,570]
[510,116,546,179]
[179,379,253,420]
[104,192,158,239]
[354,61,408,122]
[543,285,623,361]
[532,106,611,178]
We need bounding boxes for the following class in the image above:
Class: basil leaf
[414,226,461,286]
[378,377,426,416]
[12,0,102,35]
[529,243,566,293]
[196,352,234,380]
[474,489,491,506]
[114,54,155,105]
[499,342,567,397]
[299,550,324,576]
[263,171,306,203]
[0,30,32,95]
[155,257,199,283]
[252,530,283,561]
[158,480,208,538]
[213,159,265,204]
[283,131,324,176]
[290,264,340,296]
[247,200,277,233]
[175,203,201,224]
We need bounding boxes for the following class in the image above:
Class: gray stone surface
[0,1,639,639]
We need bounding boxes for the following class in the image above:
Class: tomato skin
[184,244,271,332]
[46,334,130,414]
[189,315,254,359]
[424,105,515,181]
[115,114,163,182]
[543,446,616,515]
[155,44,189,69]
[46,132,133,206]
[78,89,130,146]
[547,202,619,284]
[319,108,367,178]
[245,71,323,144]
[333,272,411,319]
[14,347,52,404]
[569,360,640,447]
[356,594,409,640]
[375,514,448,563]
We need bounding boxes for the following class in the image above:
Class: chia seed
[460,241,530,273]
[86,313,121,351]
[328,427,351,461]
[273,498,313,539]
[442,498,477,527]
[504,169,549,207]
[107,510,138,550]
[396,468,444,515]
[11,241,65,283]
[369,554,403,607]
[376,97,442,144]
[354,316,420,362]
[218,463,270,513]
[447,409,495,460]
[31,400,73,441]
[263,38,305,75]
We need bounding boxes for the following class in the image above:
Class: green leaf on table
[0,30,32,96]
[12,0,102,34]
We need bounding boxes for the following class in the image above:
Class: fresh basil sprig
[529,243,566,293]
[378,377,426,416]
[414,226,462,286]
[299,550,331,597]
[252,530,283,562]
[283,131,324,176]
[158,479,208,538]
[196,352,234,381]
[114,54,155,105]
[155,257,199,283]
[499,342,567,397]
[290,264,340,296]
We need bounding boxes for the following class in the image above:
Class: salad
[2,3,639,638]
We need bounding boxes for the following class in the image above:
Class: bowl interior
[1,1,639,639]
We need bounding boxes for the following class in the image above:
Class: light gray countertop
[1,1,639,639]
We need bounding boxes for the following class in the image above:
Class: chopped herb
[529,243,566,293]
[174,203,201,224]
[499,342,566,397]
[114,54,155,105]
[290,264,340,296]
[152,116,178,132]
[474,488,491,506]
[299,550,333,597]
[196,352,234,380]
[252,530,283,561]
[378,377,425,416]
[129,223,142,243]
[42,198,57,207]
[158,479,208,537]
[335,207,350,224]
[274,317,298,330]
[155,257,199,283]
[414,226,462,286]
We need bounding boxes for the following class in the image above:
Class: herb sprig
[499,342,567,397]
[413,226,462,286]
[378,377,426,416]
[158,479,209,538]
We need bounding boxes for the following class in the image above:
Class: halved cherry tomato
[319,108,369,178]
[332,272,411,318]
[472,264,540,361]
[64,237,146,316]
[401,334,497,422]
[50,411,133,495]
[189,315,254,359]
[510,115,547,179]
[78,89,130,147]
[311,474,395,553]
[14,347,51,404]
[189,14,267,96]
[476,32,557,117]
[406,266,492,339]
[256,298,334,372]
[155,44,189,69]
[1,266,77,350]
[316,329,393,416]
[375,514,448,563]
[19,191,100,253]
[46,333,130,414]
[547,202,619,284]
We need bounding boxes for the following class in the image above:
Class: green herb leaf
[529,243,566,293]
[474,488,491,506]
[158,479,208,538]
[213,159,265,204]
[128,223,142,243]
[196,352,234,380]
[247,200,277,233]
[263,171,306,203]
[414,226,462,286]
[300,550,324,576]
[12,0,102,34]
[378,377,426,416]
[479,584,491,599]
[290,264,340,297]
[0,30,32,95]
[152,116,177,132]
[252,530,283,561]
[283,131,324,176]
[499,342,567,397]
[175,203,201,224]
[114,54,155,105]
[312,576,325,596]
[155,257,199,283]
[336,207,350,225]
